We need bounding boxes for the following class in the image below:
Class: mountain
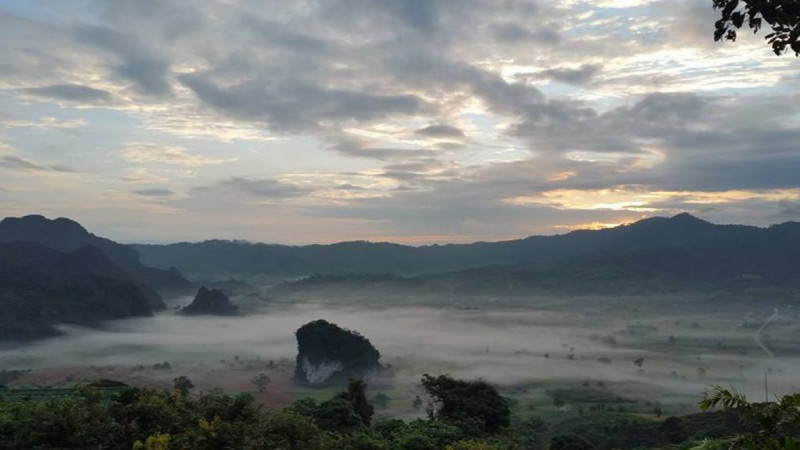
[179,287,239,316]
[0,215,191,293]
[266,214,800,298]
[131,214,800,284]
[0,242,159,341]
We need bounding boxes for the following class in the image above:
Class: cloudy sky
[0,0,798,244]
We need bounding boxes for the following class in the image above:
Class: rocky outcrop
[179,287,239,316]
[294,319,381,386]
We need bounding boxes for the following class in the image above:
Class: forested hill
[131,213,800,281]
[0,242,160,340]
[0,215,191,292]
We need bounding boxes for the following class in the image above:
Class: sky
[0,0,798,245]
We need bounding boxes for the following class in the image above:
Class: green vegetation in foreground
[2,375,799,449]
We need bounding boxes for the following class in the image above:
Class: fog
[3,296,799,411]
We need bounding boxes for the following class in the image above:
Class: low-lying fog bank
[2,299,799,412]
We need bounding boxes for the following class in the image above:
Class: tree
[172,376,194,397]
[250,411,326,450]
[335,379,375,426]
[420,374,510,435]
[713,0,800,55]
[699,385,800,448]
[251,373,271,393]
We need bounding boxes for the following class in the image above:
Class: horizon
[5,211,798,247]
[1,1,798,245]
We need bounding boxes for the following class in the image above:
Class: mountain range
[1,212,798,340]
[132,213,800,292]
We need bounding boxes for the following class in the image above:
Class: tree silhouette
[713,0,800,55]
[172,376,194,396]
[251,373,271,393]
[421,374,510,435]
[335,379,374,426]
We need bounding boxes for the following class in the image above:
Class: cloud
[0,0,798,241]
[0,155,75,172]
[490,22,561,45]
[195,177,311,199]
[22,84,114,104]
[179,73,425,132]
[415,124,465,139]
[1,117,88,130]
[120,143,238,166]
[75,25,172,96]
[520,64,602,85]
[333,139,438,161]
[132,188,175,197]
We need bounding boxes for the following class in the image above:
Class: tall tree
[713,0,800,55]
[335,379,375,426]
[421,374,510,435]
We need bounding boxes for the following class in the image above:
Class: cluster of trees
[0,374,510,450]
[4,373,799,449]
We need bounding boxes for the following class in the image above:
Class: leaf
[732,12,745,28]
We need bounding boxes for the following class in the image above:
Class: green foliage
[132,432,170,450]
[700,386,800,448]
[247,410,326,450]
[713,0,800,55]
[421,374,510,435]
[550,434,595,450]
[5,376,792,449]
[391,420,465,450]
[445,439,500,449]
[336,379,375,426]
[313,397,366,432]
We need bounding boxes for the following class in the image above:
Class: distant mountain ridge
[269,214,800,297]
[130,214,800,283]
[0,215,191,292]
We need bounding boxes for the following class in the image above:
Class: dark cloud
[332,138,438,160]
[23,84,113,104]
[132,188,175,196]
[76,25,172,96]
[180,73,424,132]
[239,16,336,55]
[415,124,465,138]
[321,0,442,35]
